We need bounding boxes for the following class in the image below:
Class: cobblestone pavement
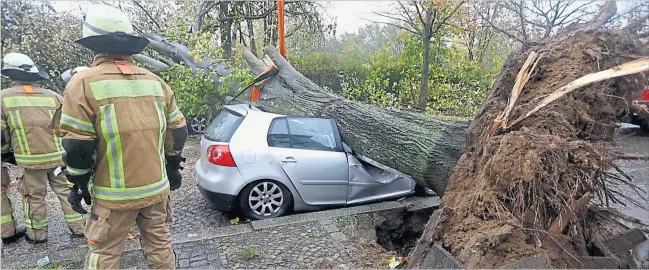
[174,220,366,269]
[1,136,231,259]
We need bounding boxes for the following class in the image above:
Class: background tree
[1,0,91,90]
[373,0,465,109]
[478,0,598,46]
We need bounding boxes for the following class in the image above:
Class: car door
[267,117,349,205]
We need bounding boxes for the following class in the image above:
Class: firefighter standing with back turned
[58,5,188,269]
[0,53,85,244]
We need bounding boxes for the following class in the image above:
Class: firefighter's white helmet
[1,53,49,81]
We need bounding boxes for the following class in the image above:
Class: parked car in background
[628,84,649,133]
[187,115,209,134]
[195,104,416,220]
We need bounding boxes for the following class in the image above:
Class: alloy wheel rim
[248,182,283,216]
[190,116,207,133]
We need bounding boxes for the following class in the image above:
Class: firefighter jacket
[58,54,187,210]
[1,82,65,170]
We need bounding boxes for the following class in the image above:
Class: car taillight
[207,145,236,167]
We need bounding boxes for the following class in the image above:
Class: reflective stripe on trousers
[86,252,99,269]
[0,212,16,224]
[23,197,48,229]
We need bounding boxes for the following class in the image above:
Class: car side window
[267,118,291,148]
[287,118,336,151]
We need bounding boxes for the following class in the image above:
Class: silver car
[195,104,416,220]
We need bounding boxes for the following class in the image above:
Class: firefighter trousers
[17,167,85,241]
[83,198,175,269]
[1,166,18,238]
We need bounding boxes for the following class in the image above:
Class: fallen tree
[241,47,470,195]
[408,3,649,268]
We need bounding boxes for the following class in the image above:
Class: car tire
[188,116,208,135]
[240,180,292,220]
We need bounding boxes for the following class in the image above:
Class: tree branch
[362,17,419,35]
[132,1,161,30]
[431,2,466,35]
[219,4,276,22]
[190,0,214,34]
[476,5,525,44]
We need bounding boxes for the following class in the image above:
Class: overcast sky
[51,1,389,36]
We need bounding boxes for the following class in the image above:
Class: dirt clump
[437,29,648,268]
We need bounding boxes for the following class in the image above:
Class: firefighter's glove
[66,172,92,214]
[1,152,16,165]
[165,154,186,191]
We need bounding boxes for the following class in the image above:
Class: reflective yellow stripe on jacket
[8,110,29,154]
[60,114,96,134]
[48,110,64,152]
[4,96,56,108]
[90,80,169,201]
[15,151,65,165]
[155,102,167,180]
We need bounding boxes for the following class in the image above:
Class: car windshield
[204,109,244,142]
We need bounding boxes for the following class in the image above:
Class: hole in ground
[375,208,435,257]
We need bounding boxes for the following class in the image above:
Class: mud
[437,29,648,268]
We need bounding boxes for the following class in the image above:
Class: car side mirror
[343,143,352,154]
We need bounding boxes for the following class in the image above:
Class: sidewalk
[3,196,440,269]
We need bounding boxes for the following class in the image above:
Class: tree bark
[418,33,431,109]
[243,46,469,195]
[219,2,233,59]
[246,4,258,56]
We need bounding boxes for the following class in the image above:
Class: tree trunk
[418,34,431,109]
[221,21,233,59]
[219,2,233,59]
[243,46,469,195]
[247,17,257,56]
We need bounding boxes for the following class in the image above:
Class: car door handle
[281,157,297,163]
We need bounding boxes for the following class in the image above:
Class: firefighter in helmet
[58,5,187,269]
[1,53,85,244]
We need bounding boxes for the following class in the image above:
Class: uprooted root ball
[437,29,648,268]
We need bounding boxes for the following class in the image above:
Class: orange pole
[277,0,286,57]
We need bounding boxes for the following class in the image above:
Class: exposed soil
[435,29,648,268]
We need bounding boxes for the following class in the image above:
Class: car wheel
[189,116,207,134]
[240,181,292,220]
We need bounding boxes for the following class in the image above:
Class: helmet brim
[1,69,49,81]
[76,33,150,55]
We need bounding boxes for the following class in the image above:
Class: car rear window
[204,109,244,142]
